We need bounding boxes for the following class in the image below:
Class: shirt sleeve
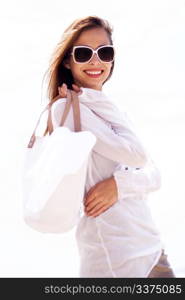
[51,98,148,167]
[112,159,162,201]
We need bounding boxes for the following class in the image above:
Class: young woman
[43,16,175,277]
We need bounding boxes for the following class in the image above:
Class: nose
[89,53,100,65]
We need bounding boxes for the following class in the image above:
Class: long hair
[43,16,114,135]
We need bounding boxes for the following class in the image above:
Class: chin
[75,77,104,90]
[84,80,103,90]
[86,84,102,90]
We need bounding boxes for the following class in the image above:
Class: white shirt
[51,88,163,277]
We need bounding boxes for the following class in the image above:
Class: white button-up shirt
[51,88,163,277]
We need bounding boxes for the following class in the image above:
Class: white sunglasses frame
[70,45,115,64]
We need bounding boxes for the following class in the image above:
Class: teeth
[85,71,102,75]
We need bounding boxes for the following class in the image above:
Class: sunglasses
[71,45,115,64]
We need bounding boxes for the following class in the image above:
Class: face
[64,27,113,91]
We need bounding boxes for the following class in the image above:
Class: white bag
[21,90,96,233]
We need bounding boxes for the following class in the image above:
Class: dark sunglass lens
[74,47,92,62]
[98,47,114,62]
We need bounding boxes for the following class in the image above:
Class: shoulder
[52,97,95,117]
[51,98,67,112]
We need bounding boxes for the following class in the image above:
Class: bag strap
[70,90,81,132]
[47,89,73,134]
[47,89,81,132]
[27,90,81,148]
[27,104,50,148]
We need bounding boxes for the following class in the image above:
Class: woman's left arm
[112,159,162,200]
[84,159,161,216]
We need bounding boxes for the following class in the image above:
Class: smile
[84,70,104,77]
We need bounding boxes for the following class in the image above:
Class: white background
[0,0,184,277]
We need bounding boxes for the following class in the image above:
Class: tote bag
[21,90,96,233]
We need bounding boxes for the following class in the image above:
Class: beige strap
[50,89,81,131]
[59,90,73,127]
[47,90,72,135]
[27,90,81,148]
[47,105,53,134]
[71,90,81,132]
[27,104,50,148]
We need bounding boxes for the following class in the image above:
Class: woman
[43,16,175,277]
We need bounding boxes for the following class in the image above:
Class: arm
[113,159,162,200]
[84,160,161,217]
[51,99,148,167]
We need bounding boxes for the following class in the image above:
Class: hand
[84,176,118,217]
[58,83,82,98]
